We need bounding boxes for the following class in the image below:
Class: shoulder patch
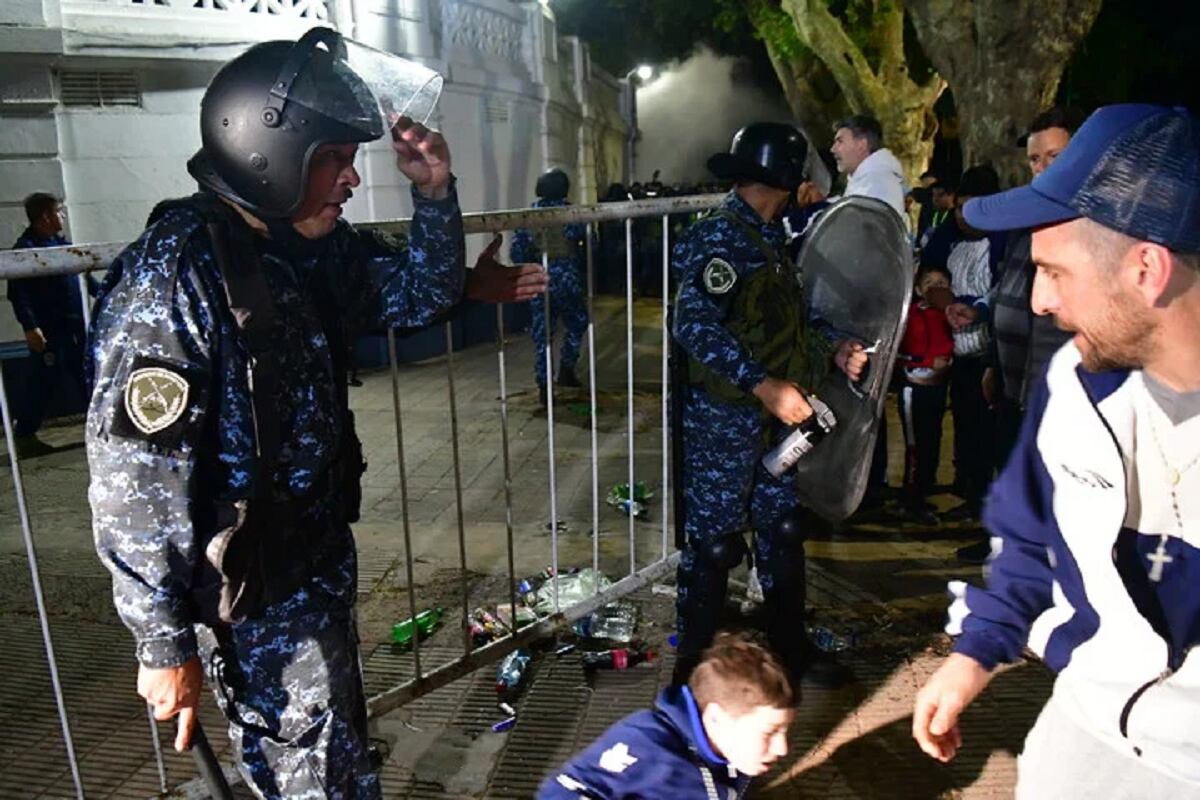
[110,355,207,450]
[598,742,638,773]
[703,258,737,294]
[125,367,189,434]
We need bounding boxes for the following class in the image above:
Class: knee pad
[693,532,748,571]
[774,508,809,551]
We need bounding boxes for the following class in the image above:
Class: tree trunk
[770,0,946,187]
[908,0,1102,186]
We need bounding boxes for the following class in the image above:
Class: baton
[189,721,236,800]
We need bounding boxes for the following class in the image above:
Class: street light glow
[635,64,653,81]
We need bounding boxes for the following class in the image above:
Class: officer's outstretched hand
[391,115,451,199]
[835,339,869,382]
[753,377,813,425]
[912,653,993,762]
[138,657,203,752]
[466,234,549,304]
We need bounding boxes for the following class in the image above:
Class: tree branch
[780,0,879,111]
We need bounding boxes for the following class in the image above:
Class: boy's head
[915,264,952,299]
[689,633,793,776]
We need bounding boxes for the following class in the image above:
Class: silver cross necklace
[1141,394,1200,582]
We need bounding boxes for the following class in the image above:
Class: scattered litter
[491,716,517,733]
[534,568,613,614]
[667,634,679,649]
[606,482,653,517]
[584,603,637,643]
[651,583,677,598]
[392,607,443,647]
[543,520,570,534]
[496,649,532,696]
[498,702,516,716]
[555,643,577,657]
[582,646,655,671]
[807,625,855,653]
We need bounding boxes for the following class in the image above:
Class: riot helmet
[707,122,810,192]
[536,168,570,201]
[188,27,443,219]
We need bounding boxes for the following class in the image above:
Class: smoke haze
[635,47,829,193]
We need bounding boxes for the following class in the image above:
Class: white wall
[57,60,218,243]
[0,0,628,333]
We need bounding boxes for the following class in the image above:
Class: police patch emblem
[124,367,189,435]
[702,258,737,294]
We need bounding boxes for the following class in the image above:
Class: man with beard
[87,28,541,797]
[912,104,1200,797]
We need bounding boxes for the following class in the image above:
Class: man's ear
[1131,242,1176,307]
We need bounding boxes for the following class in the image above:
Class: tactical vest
[688,209,829,406]
[538,225,576,261]
[147,193,367,623]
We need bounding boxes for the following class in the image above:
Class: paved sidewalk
[0,297,1051,798]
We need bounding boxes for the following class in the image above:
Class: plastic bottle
[587,604,637,642]
[496,649,532,695]
[391,607,443,646]
[581,647,654,671]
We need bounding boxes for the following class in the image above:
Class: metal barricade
[0,193,722,795]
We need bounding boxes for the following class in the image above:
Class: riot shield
[791,195,913,521]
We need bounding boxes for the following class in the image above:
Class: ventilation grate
[58,70,141,108]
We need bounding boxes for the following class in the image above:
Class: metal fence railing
[0,192,722,796]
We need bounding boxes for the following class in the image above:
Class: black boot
[672,542,740,686]
[557,367,581,388]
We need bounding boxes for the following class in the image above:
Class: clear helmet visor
[283,28,444,139]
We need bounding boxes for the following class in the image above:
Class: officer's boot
[672,534,747,686]
[761,512,854,691]
[557,365,581,388]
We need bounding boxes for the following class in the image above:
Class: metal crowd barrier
[0,192,723,797]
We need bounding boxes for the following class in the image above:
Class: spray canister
[761,393,837,478]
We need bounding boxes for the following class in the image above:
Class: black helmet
[707,123,809,191]
[188,28,386,219]
[536,168,570,201]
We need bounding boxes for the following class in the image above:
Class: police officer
[510,168,588,404]
[9,193,90,453]
[671,123,866,686]
[87,29,467,797]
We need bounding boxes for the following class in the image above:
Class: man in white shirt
[830,114,908,220]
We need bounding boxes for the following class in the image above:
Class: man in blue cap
[912,104,1200,795]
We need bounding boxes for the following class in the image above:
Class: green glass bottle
[392,607,443,646]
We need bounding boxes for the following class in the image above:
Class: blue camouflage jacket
[537,686,750,799]
[87,185,464,668]
[671,191,789,396]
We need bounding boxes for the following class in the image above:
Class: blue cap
[964,104,1200,252]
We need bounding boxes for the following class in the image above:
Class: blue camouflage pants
[531,257,588,387]
[676,388,805,663]
[197,602,379,799]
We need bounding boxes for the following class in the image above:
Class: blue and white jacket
[948,342,1200,782]
[537,686,750,799]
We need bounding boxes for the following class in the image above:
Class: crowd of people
[4,22,1197,800]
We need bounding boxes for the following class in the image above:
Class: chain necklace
[1141,394,1200,582]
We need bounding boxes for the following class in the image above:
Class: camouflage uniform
[509,198,588,387]
[671,191,831,673]
[87,184,465,798]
